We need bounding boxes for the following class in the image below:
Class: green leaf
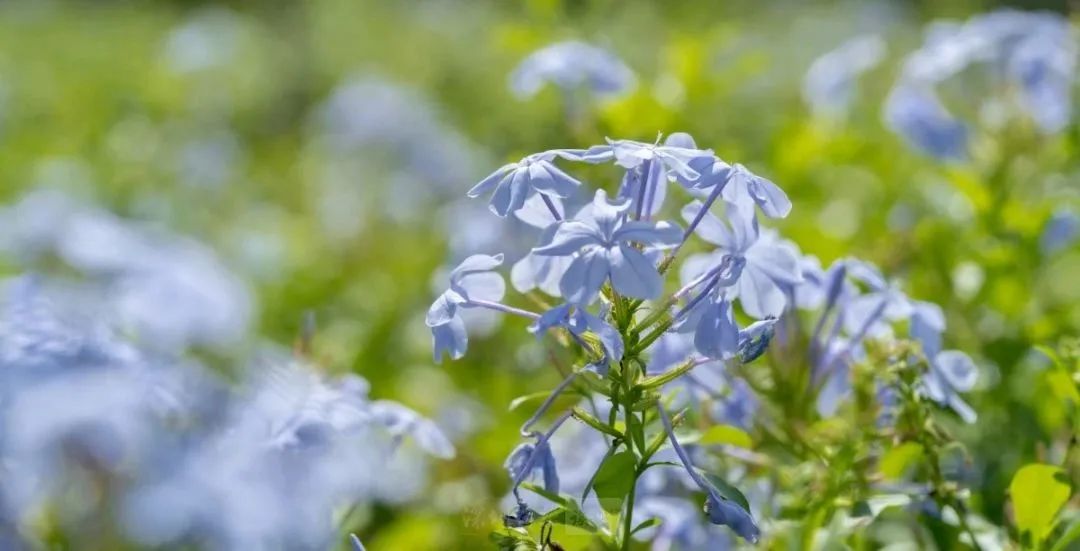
[1010,463,1073,546]
[534,504,599,533]
[520,482,572,508]
[592,451,638,514]
[698,425,753,449]
[878,442,924,480]
[703,473,751,512]
[626,410,647,453]
[509,391,554,412]
[629,517,661,536]
[571,408,625,440]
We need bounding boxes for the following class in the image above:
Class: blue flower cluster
[0,190,454,550]
[429,130,978,545]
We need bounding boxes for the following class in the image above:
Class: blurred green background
[0,1,1077,548]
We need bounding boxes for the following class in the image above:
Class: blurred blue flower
[510,41,636,99]
[1041,208,1079,254]
[803,34,887,117]
[533,190,682,303]
[911,303,978,423]
[884,84,968,161]
[427,254,505,362]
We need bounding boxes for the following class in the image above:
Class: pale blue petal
[457,272,506,302]
[935,350,977,392]
[528,161,581,198]
[694,298,738,360]
[559,249,610,304]
[532,221,602,256]
[614,220,683,248]
[609,244,663,299]
[426,292,459,327]
[432,316,467,363]
[467,163,516,198]
[581,309,624,361]
[734,265,787,319]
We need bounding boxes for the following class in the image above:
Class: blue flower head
[532,189,682,304]
[504,440,559,495]
[682,201,802,318]
[426,254,505,362]
[910,302,978,423]
[467,150,582,217]
[510,41,636,99]
[705,493,761,543]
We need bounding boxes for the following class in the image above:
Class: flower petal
[609,244,663,299]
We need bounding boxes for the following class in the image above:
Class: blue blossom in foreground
[533,190,682,303]
[576,137,714,218]
[530,302,624,363]
[657,403,760,543]
[803,34,887,117]
[427,254,505,362]
[505,440,559,494]
[884,84,968,161]
[682,201,802,318]
[721,164,792,220]
[510,41,635,99]
[467,151,582,217]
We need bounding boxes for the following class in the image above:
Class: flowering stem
[511,410,572,493]
[539,193,563,222]
[672,179,728,257]
[656,401,712,493]
[465,299,541,320]
[520,372,578,436]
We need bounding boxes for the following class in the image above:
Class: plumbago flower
[430,131,983,548]
[884,9,1076,160]
[510,41,635,100]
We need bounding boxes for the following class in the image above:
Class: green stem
[621,465,640,551]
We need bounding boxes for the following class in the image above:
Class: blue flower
[736,318,777,363]
[842,260,912,339]
[368,400,457,459]
[1041,209,1079,255]
[533,190,682,304]
[884,84,968,161]
[504,440,559,494]
[426,254,505,362]
[657,403,760,543]
[910,302,978,423]
[509,41,635,99]
[529,302,624,362]
[803,34,887,117]
[721,164,792,220]
[575,137,712,184]
[467,151,582,217]
[681,201,802,318]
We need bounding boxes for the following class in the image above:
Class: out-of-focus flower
[803,34,887,117]
[911,304,978,423]
[510,41,635,99]
[1041,208,1079,254]
[884,84,968,161]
